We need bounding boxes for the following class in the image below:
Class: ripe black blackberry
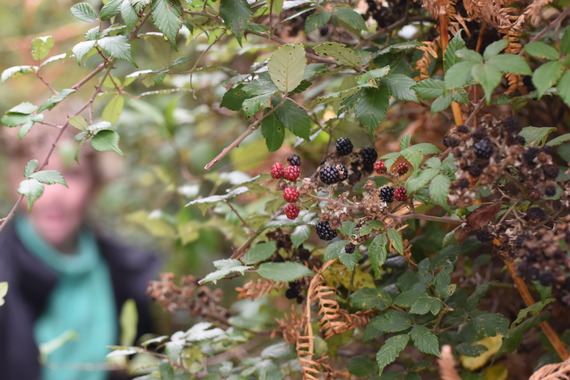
[524,147,539,165]
[472,128,487,141]
[503,117,521,133]
[443,135,459,147]
[320,165,340,184]
[316,221,337,241]
[475,229,492,242]
[336,137,353,156]
[285,287,299,299]
[468,163,483,177]
[544,185,556,197]
[297,246,311,261]
[379,186,394,202]
[543,164,559,179]
[526,207,546,221]
[457,125,469,134]
[287,154,301,166]
[474,138,493,159]
[345,243,356,254]
[457,178,470,188]
[360,146,378,166]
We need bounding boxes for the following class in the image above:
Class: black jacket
[0,223,160,380]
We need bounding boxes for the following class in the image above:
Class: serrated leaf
[431,93,452,113]
[40,53,67,67]
[72,40,96,63]
[500,313,550,355]
[371,310,412,333]
[356,67,390,85]
[151,0,183,46]
[90,130,124,156]
[486,54,531,75]
[368,234,387,277]
[221,85,248,111]
[18,179,44,211]
[24,160,38,178]
[291,225,311,248]
[546,132,570,147]
[100,0,122,20]
[257,262,314,282]
[186,186,249,213]
[260,112,285,152]
[519,126,556,146]
[524,41,559,60]
[202,259,252,284]
[307,83,373,107]
[98,36,136,65]
[30,170,67,186]
[314,42,362,68]
[6,102,37,114]
[220,0,252,45]
[339,249,360,271]
[472,63,502,103]
[445,61,475,89]
[412,78,445,99]
[349,287,392,311]
[429,174,450,207]
[410,296,441,315]
[376,334,410,374]
[267,43,306,93]
[0,282,8,306]
[121,1,140,28]
[532,60,564,98]
[1,65,36,83]
[456,48,483,63]
[273,98,310,139]
[562,27,570,56]
[243,241,277,265]
[557,70,570,107]
[410,326,440,357]
[355,86,389,133]
[334,6,367,31]
[70,2,97,22]
[102,95,125,123]
[305,11,330,34]
[31,36,54,61]
[444,31,466,71]
[324,240,348,261]
[387,228,403,255]
[406,168,439,192]
[512,298,555,327]
[483,39,508,59]
[38,89,76,113]
[382,74,418,102]
[243,93,274,117]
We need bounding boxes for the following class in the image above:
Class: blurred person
[0,115,160,380]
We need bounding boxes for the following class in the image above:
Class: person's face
[24,155,95,251]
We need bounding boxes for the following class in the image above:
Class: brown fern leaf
[314,282,347,339]
[274,306,303,344]
[297,333,321,380]
[236,279,284,299]
[529,355,570,380]
[415,40,439,80]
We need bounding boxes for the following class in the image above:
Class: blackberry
[468,163,483,177]
[285,287,299,299]
[270,163,284,179]
[542,145,556,156]
[443,135,459,147]
[336,164,348,181]
[284,203,300,219]
[475,229,493,242]
[296,296,304,304]
[320,165,340,184]
[336,137,353,156]
[545,185,556,197]
[374,161,387,174]
[379,186,394,202]
[345,243,356,254]
[526,207,546,222]
[472,128,487,141]
[283,165,300,181]
[316,221,337,241]
[457,125,469,134]
[393,187,407,201]
[457,178,470,188]
[287,154,301,166]
[474,139,493,159]
[360,146,378,166]
[513,135,526,145]
[543,164,559,179]
[524,147,539,165]
[272,255,285,262]
[283,187,300,203]
[297,246,311,261]
[396,162,409,176]
[503,117,521,133]
[539,272,554,286]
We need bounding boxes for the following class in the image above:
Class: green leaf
[102,95,125,124]
[243,241,277,265]
[371,310,412,333]
[368,234,387,277]
[483,39,508,59]
[430,93,452,113]
[562,27,570,56]
[6,102,37,115]
[512,298,555,327]
[556,70,570,107]
[376,334,410,374]
[119,299,138,346]
[412,79,445,99]
[40,53,67,67]
[121,1,140,28]
[339,249,360,271]
[324,240,348,261]
[524,41,559,60]
[519,126,556,146]
[348,356,376,377]
[68,115,89,131]
[0,282,8,307]
[291,225,311,248]
[219,0,252,45]
[151,0,183,46]
[445,61,476,89]
[24,159,38,178]
[444,31,466,71]
[305,11,331,34]
[70,2,97,22]
[533,61,564,98]
[267,43,307,93]
[221,85,249,111]
[356,67,390,85]
[334,6,367,31]
[100,0,122,20]
[410,296,442,315]
[273,99,310,140]
[31,36,54,61]
[30,170,67,186]
[500,313,550,355]
[429,174,450,207]
[355,86,390,133]
[202,259,252,284]
[406,168,439,192]
[410,326,440,357]
[382,74,418,102]
[486,54,531,75]
[261,112,285,152]
[72,40,96,63]
[98,36,136,65]
[257,262,314,282]
[472,313,509,339]
[387,228,403,255]
[546,132,570,147]
[456,48,483,63]
[472,63,502,103]
[18,179,44,211]
[349,287,392,311]
[314,42,362,68]
[38,89,76,113]
[90,130,124,156]
[1,65,36,83]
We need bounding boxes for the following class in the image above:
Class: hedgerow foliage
[1,0,570,378]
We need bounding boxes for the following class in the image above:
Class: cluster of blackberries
[271,154,303,220]
[379,186,408,202]
[320,164,348,184]
[285,281,304,303]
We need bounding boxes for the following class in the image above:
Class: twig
[224,200,254,234]
[35,72,58,95]
[528,6,570,43]
[389,213,463,225]
[464,96,485,127]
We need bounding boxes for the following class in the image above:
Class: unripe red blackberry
[287,154,301,167]
[374,161,387,174]
[393,187,407,201]
[283,165,300,181]
[284,203,300,220]
[396,162,409,176]
[379,186,394,202]
[320,165,340,184]
[270,163,284,179]
[345,243,356,254]
[336,137,353,156]
[474,139,493,159]
[316,221,337,241]
[283,187,299,203]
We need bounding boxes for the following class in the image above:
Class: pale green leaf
[291,225,311,248]
[70,2,97,22]
[102,95,125,123]
[429,174,450,207]
[121,0,140,28]
[242,93,273,117]
[6,102,37,115]
[483,39,508,59]
[443,31,466,71]
[119,299,138,346]
[445,61,475,89]
[376,334,410,374]
[532,61,564,98]
[100,0,122,20]
[267,43,306,93]
[202,259,252,284]
[72,40,96,63]
[257,262,314,282]
[243,241,277,265]
[431,93,452,113]
[410,326,440,357]
[151,0,183,46]
[68,115,89,131]
[314,41,362,68]
[18,179,44,211]
[556,70,570,107]
[387,228,403,255]
[38,89,76,113]
[219,0,252,45]
[546,132,570,147]
[305,11,331,34]
[356,67,390,85]
[90,130,124,156]
[334,7,367,31]
[486,55,531,75]
[382,74,418,102]
[40,53,67,67]
[30,170,67,186]
[98,36,136,65]
[324,240,348,261]
[1,65,37,83]
[524,41,559,60]
[24,159,38,178]
[472,63,502,103]
[406,168,439,192]
[31,36,54,61]
[519,126,556,146]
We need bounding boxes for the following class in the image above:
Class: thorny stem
[438,12,464,126]
[224,200,254,234]
[35,72,58,95]
[389,213,463,225]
